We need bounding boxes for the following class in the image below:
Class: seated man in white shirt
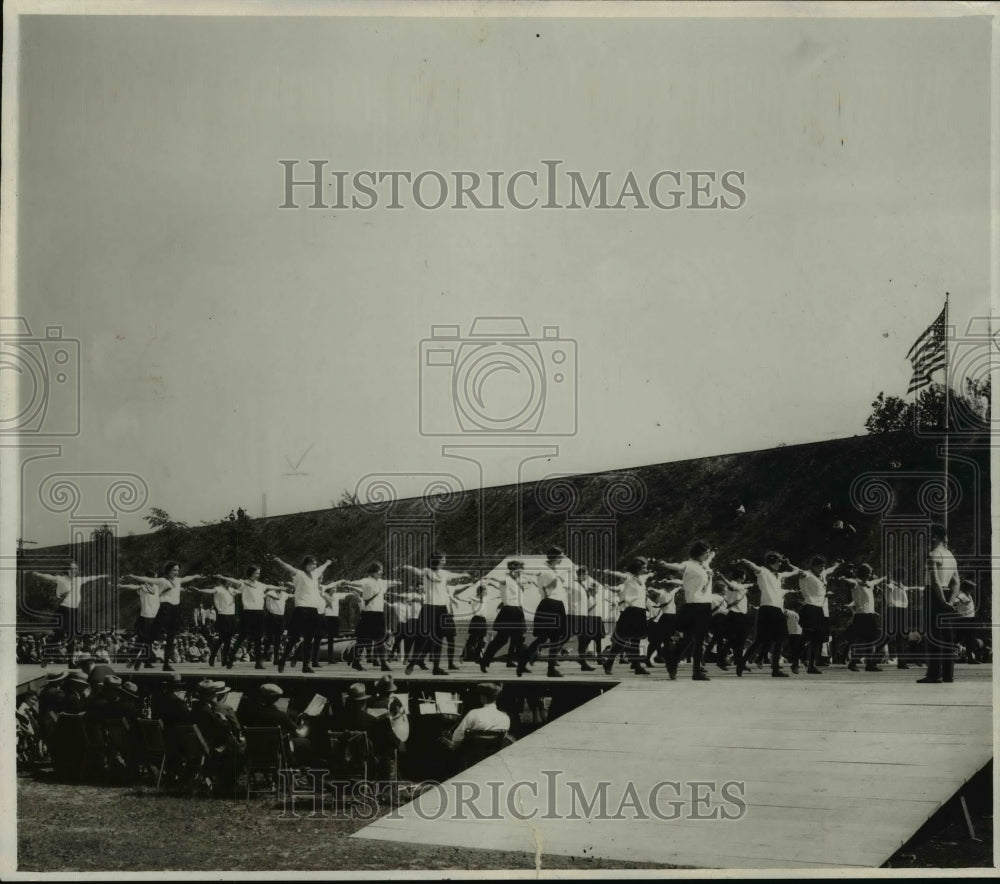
[446,683,510,749]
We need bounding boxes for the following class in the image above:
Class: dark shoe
[580,661,596,672]
[847,662,859,672]
[479,662,489,674]
[547,667,564,678]
[864,665,883,672]
[351,661,365,671]
[448,663,460,671]
[162,664,175,673]
[603,660,614,675]
[208,658,216,668]
[897,662,910,669]
[790,664,800,674]
[692,671,711,681]
[380,663,392,672]
[255,662,266,670]
[806,666,822,675]
[302,666,315,674]
[432,667,447,676]
[505,660,517,668]
[632,665,650,676]
[416,661,428,671]
[716,662,730,671]
[771,670,789,678]
[916,676,942,684]
[667,668,677,681]
[405,662,415,676]
[143,662,155,669]
[277,660,286,674]
[225,661,234,670]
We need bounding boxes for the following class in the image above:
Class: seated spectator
[189,680,245,796]
[445,683,509,748]
[238,683,311,762]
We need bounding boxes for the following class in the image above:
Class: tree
[865,393,912,435]
[144,507,189,532]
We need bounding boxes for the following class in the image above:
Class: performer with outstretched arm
[342,562,399,672]
[188,580,240,668]
[716,570,752,672]
[479,560,531,674]
[221,566,287,670]
[30,562,107,664]
[403,553,471,676]
[262,584,292,664]
[600,558,653,676]
[736,552,800,678]
[796,555,841,675]
[645,578,681,667]
[658,541,716,681]
[884,569,925,669]
[118,581,160,670]
[842,564,886,672]
[271,554,331,675]
[123,563,204,672]
[517,547,573,679]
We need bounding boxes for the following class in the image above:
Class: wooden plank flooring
[354,664,993,869]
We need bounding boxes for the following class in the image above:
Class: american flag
[905,306,947,394]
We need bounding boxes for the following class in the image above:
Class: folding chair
[164,724,211,795]
[102,718,133,782]
[134,719,167,789]
[328,730,374,808]
[459,729,507,767]
[81,720,108,782]
[243,727,287,800]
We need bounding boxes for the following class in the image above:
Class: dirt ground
[18,767,993,873]
[16,771,669,872]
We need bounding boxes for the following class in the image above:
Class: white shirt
[799,571,829,607]
[618,574,650,610]
[264,590,288,616]
[927,545,958,595]
[240,580,266,611]
[356,577,390,614]
[422,569,453,607]
[651,586,679,616]
[785,610,802,635]
[723,583,750,615]
[537,565,568,605]
[292,568,326,610]
[567,579,589,616]
[324,591,348,617]
[850,581,876,615]
[450,703,510,745]
[710,593,728,615]
[137,585,160,619]
[757,568,791,609]
[151,577,183,606]
[498,575,523,608]
[681,560,713,604]
[887,582,911,609]
[212,586,237,616]
[51,575,86,608]
[403,596,422,621]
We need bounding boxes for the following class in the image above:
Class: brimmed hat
[546,546,565,559]
[121,681,140,697]
[45,669,67,684]
[346,683,369,703]
[195,679,219,698]
[66,670,89,688]
[104,675,123,688]
[260,683,283,698]
[77,655,96,666]
[373,674,397,694]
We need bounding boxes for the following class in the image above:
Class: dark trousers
[924,602,956,682]
[719,611,749,665]
[667,603,712,678]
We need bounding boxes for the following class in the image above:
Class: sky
[8,10,994,546]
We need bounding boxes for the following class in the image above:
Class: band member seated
[333,683,402,779]
[151,673,192,731]
[238,683,311,762]
[190,680,245,795]
[367,674,398,712]
[443,682,510,749]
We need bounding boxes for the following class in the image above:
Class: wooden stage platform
[353,664,994,870]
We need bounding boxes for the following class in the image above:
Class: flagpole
[943,292,950,536]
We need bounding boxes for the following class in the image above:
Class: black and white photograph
[1,1,997,876]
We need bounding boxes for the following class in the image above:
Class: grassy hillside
[18,431,990,632]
